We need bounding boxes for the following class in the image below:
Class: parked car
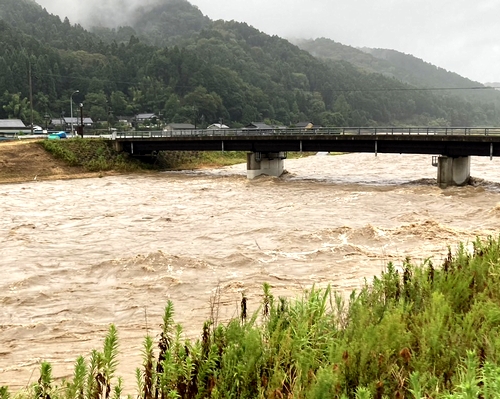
[48,131,67,140]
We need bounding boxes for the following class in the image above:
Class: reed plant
[6,236,500,398]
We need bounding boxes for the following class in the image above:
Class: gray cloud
[35,0,500,83]
[37,0,167,28]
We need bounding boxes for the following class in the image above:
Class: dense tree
[84,91,108,123]
[109,91,128,117]
[2,91,30,122]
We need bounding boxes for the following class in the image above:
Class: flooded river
[2,153,500,392]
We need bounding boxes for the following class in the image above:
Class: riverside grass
[40,139,249,172]
[40,138,312,173]
[41,139,146,172]
[5,238,500,398]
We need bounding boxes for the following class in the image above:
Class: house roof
[207,123,229,129]
[244,122,273,130]
[136,113,157,120]
[65,117,93,124]
[165,123,196,129]
[0,119,26,128]
[52,117,94,125]
[116,116,134,122]
[295,121,313,128]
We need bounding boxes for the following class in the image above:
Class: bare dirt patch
[0,140,117,184]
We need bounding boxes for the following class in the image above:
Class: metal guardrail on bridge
[114,127,500,139]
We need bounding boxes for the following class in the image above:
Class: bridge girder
[117,134,500,158]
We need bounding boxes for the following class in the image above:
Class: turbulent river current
[2,152,500,391]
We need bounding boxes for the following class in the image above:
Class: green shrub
[40,139,145,172]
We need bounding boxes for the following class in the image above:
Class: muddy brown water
[2,153,500,392]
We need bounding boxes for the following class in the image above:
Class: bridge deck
[114,127,500,157]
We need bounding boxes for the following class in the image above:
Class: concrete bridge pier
[113,141,123,152]
[437,156,471,188]
[247,152,286,179]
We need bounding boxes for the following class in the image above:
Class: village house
[0,119,29,135]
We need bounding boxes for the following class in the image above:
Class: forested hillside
[296,37,500,110]
[1,0,499,129]
[90,0,210,47]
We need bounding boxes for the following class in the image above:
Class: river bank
[0,139,250,184]
[0,140,117,184]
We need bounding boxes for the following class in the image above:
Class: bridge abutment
[247,152,286,179]
[437,156,470,188]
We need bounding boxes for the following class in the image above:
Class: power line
[30,71,500,93]
[332,86,496,92]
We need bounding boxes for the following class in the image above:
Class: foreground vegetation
[4,236,500,398]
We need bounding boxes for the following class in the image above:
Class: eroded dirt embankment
[0,140,115,184]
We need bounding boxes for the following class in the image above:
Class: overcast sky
[35,0,500,83]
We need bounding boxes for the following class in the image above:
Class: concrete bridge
[112,127,500,187]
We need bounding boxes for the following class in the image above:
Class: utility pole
[29,60,34,134]
[80,103,84,137]
[70,90,79,135]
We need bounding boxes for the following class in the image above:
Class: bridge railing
[114,127,500,139]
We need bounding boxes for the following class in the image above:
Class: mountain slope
[0,0,102,51]
[293,38,395,76]
[295,37,500,106]
[89,0,209,47]
[294,37,479,87]
[361,47,477,87]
